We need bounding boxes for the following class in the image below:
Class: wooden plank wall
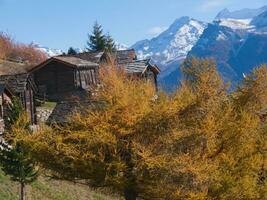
[34,61,75,95]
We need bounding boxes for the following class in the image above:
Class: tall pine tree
[87,21,106,51]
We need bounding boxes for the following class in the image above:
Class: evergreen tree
[105,33,116,52]
[0,99,38,200]
[87,21,106,51]
[67,47,77,55]
[0,142,38,200]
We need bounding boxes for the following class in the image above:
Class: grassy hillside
[0,170,120,200]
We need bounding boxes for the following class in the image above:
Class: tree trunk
[20,182,25,200]
[121,141,137,200]
[124,187,137,200]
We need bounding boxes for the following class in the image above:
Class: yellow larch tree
[12,57,267,200]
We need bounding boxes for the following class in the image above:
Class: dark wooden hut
[74,49,160,89]
[30,56,99,101]
[44,50,160,125]
[0,60,37,124]
[123,59,161,89]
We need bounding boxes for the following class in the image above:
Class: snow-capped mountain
[35,42,128,58]
[215,6,267,20]
[73,48,84,54]
[214,6,267,32]
[35,45,63,57]
[131,17,207,91]
[132,17,207,68]
[115,42,128,50]
[131,6,267,91]
[216,18,253,30]
[188,6,267,85]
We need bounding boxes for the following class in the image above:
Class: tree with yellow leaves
[14,57,266,200]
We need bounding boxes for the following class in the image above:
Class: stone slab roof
[54,56,99,68]
[0,59,33,75]
[74,51,104,63]
[124,59,161,75]
[47,100,92,124]
[74,49,136,64]
[0,74,36,94]
[30,56,99,73]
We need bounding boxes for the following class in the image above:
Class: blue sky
[0,0,266,51]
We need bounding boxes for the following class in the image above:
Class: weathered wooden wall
[34,61,75,96]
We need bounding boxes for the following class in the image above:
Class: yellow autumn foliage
[12,57,267,200]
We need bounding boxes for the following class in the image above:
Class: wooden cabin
[123,59,160,90]
[74,49,160,90]
[47,59,160,125]
[0,60,37,124]
[30,56,99,101]
[0,84,13,133]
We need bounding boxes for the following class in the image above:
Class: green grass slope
[0,170,120,200]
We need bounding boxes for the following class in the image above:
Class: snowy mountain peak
[215,18,253,30]
[215,6,267,31]
[216,8,231,19]
[34,44,63,57]
[115,42,128,50]
[170,16,191,28]
[215,6,267,20]
[131,17,207,68]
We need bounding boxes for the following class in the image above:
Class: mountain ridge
[131,5,267,91]
[215,6,267,20]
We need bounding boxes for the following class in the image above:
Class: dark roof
[74,51,104,63]
[42,89,92,102]
[124,59,161,75]
[47,100,92,124]
[0,74,36,94]
[0,59,33,75]
[73,50,161,75]
[74,49,136,64]
[54,56,99,68]
[73,49,162,75]
[30,56,99,72]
